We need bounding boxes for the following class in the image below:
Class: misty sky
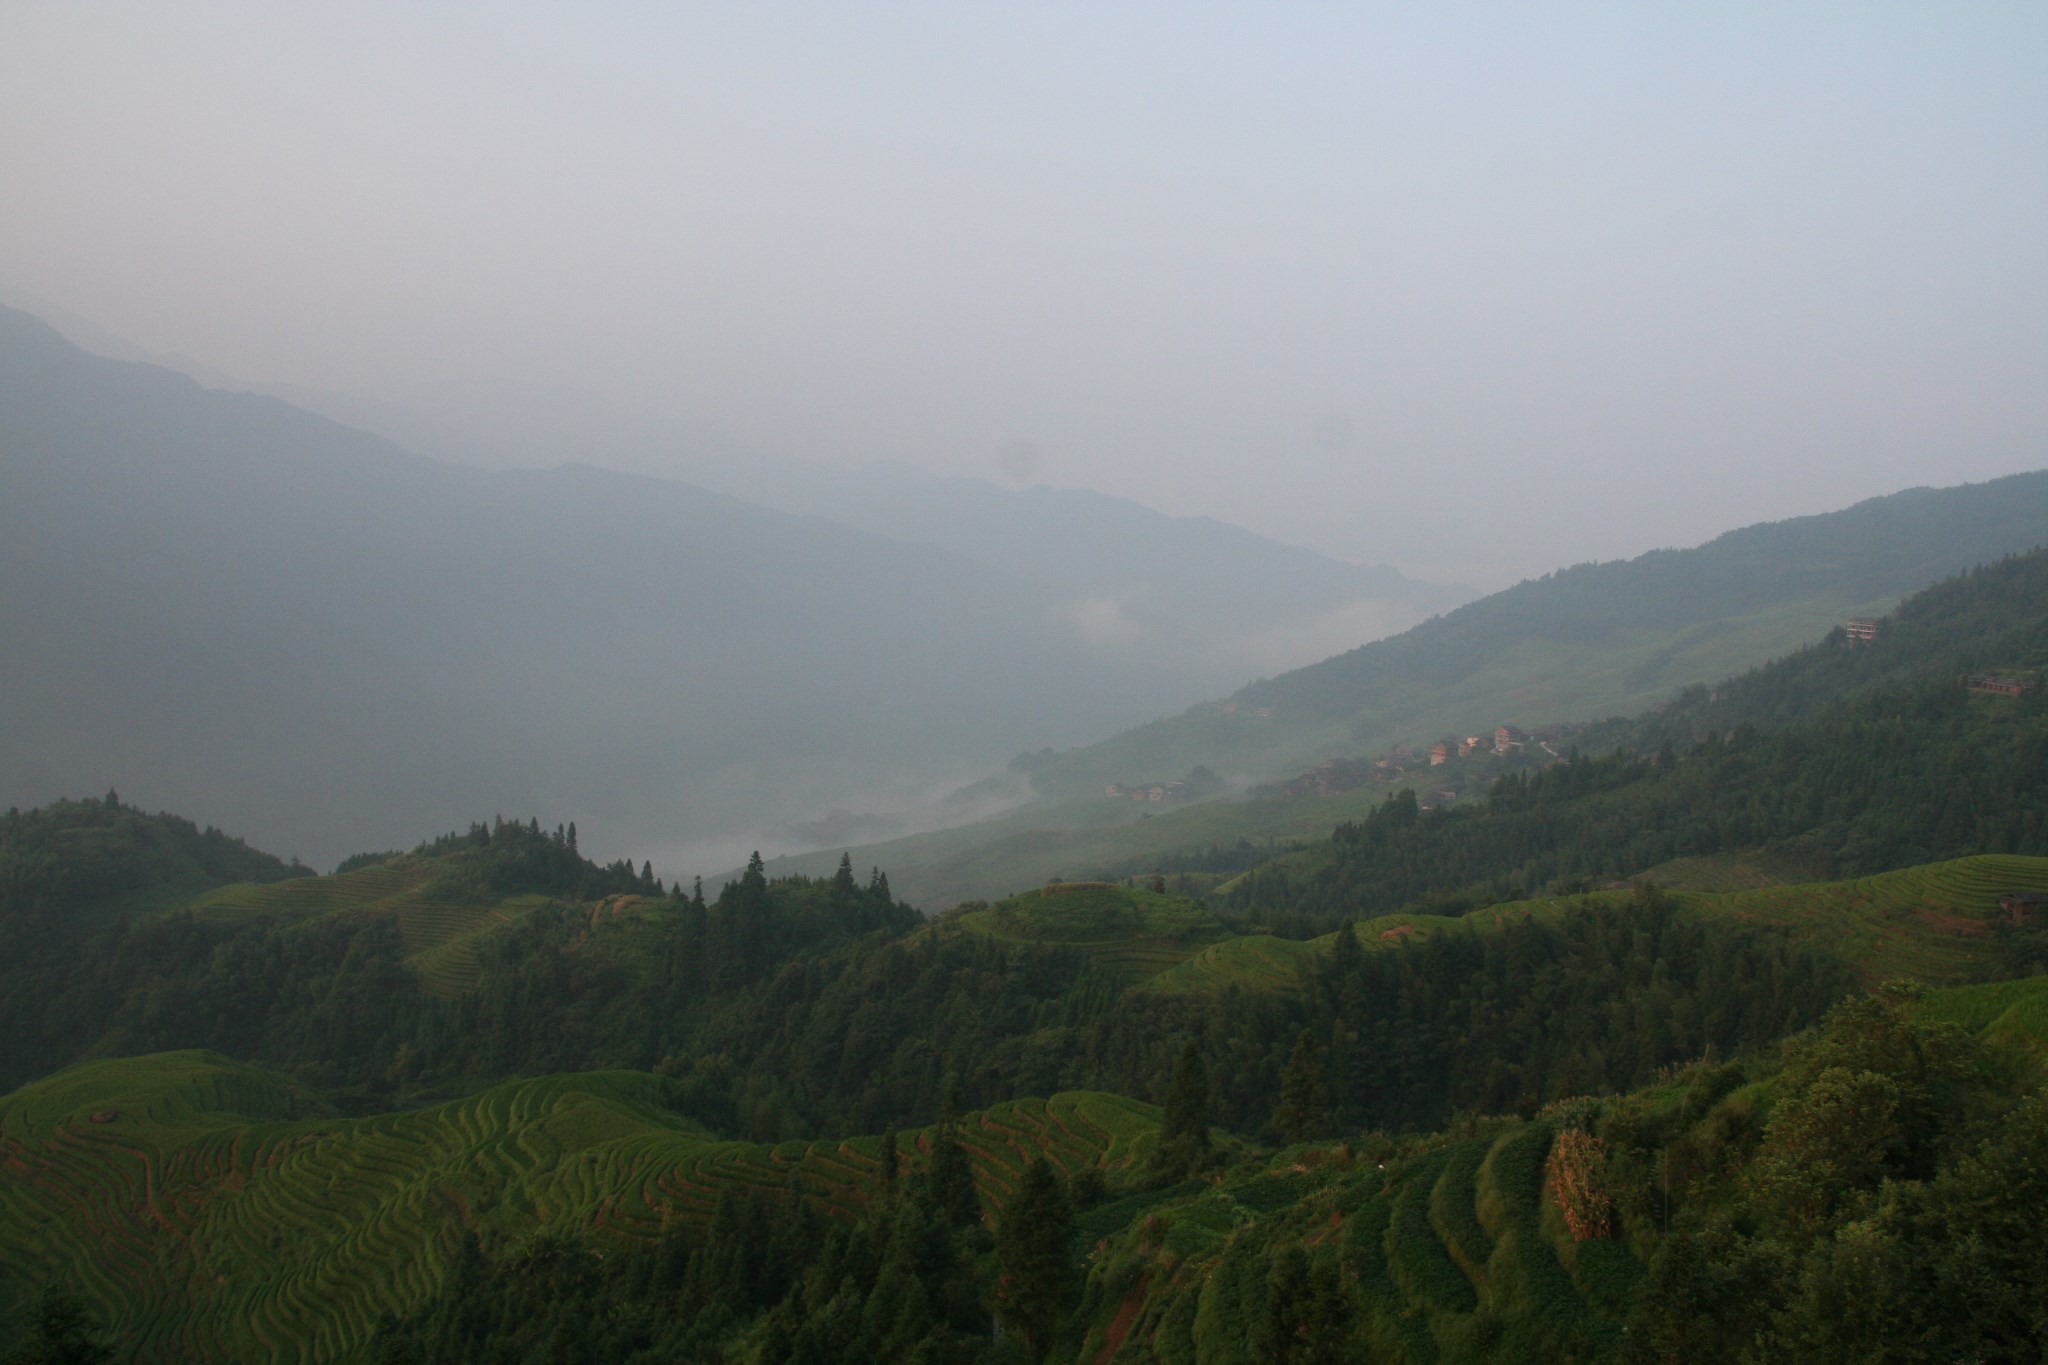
[5,3,2045,586]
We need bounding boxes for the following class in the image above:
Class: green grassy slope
[1915,972,2048,1062]
[763,773,1444,908]
[0,1052,1161,1363]
[1149,854,2048,995]
[940,882,1231,982]
[186,858,556,996]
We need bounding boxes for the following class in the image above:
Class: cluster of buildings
[1967,673,2033,698]
[1430,724,1535,765]
[1105,780,1192,803]
[1105,766,1225,804]
[1256,753,1413,800]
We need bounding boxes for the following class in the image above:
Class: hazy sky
[5,3,2045,585]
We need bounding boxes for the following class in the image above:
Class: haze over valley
[5,6,2048,1362]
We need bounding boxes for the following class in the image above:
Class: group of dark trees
[0,783,1865,1151]
[1618,983,2048,1360]
[368,1115,1084,1365]
[0,792,302,921]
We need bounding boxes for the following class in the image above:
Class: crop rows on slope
[1705,853,2048,984]
[2,1062,1166,1364]
[188,862,432,923]
[183,862,555,997]
[1155,855,2048,1000]
[396,899,525,996]
[1145,934,1317,993]
[952,888,1229,983]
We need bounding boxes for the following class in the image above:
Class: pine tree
[922,1113,979,1229]
[5,1285,115,1365]
[1145,1038,1211,1180]
[995,1156,1074,1360]
[1275,1030,1327,1143]
[880,1127,900,1196]
[1256,1244,1312,1364]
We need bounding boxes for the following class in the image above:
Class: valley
[5,330,2048,1361]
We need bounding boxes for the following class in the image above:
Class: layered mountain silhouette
[0,307,1452,870]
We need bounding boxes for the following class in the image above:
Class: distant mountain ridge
[1046,469,2048,793]
[5,301,1471,869]
[760,469,2048,902]
[0,305,1282,870]
[16,311,1469,689]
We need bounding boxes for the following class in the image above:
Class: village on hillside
[1101,721,1581,813]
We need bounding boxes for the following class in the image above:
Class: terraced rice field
[1919,972,2048,1059]
[188,861,438,923]
[949,883,1231,983]
[1098,1122,1635,1362]
[0,1053,1160,1364]
[1700,854,2048,985]
[395,893,550,996]
[1342,1122,1632,1359]
[1145,933,1317,993]
[1148,856,2048,996]
[185,860,550,997]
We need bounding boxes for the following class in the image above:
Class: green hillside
[0,795,303,923]
[190,857,558,996]
[13,970,2043,1362]
[1153,855,2048,996]
[942,882,1230,983]
[0,1051,1162,1363]
[1067,973,2048,1365]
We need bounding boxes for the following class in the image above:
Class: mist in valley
[3,5,2046,882]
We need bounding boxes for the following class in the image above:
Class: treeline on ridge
[0,795,1852,1147]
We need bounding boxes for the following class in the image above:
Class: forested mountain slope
[1223,548,2048,922]
[761,471,2048,902]
[0,796,303,925]
[1033,469,2048,794]
[5,744,2046,1359]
